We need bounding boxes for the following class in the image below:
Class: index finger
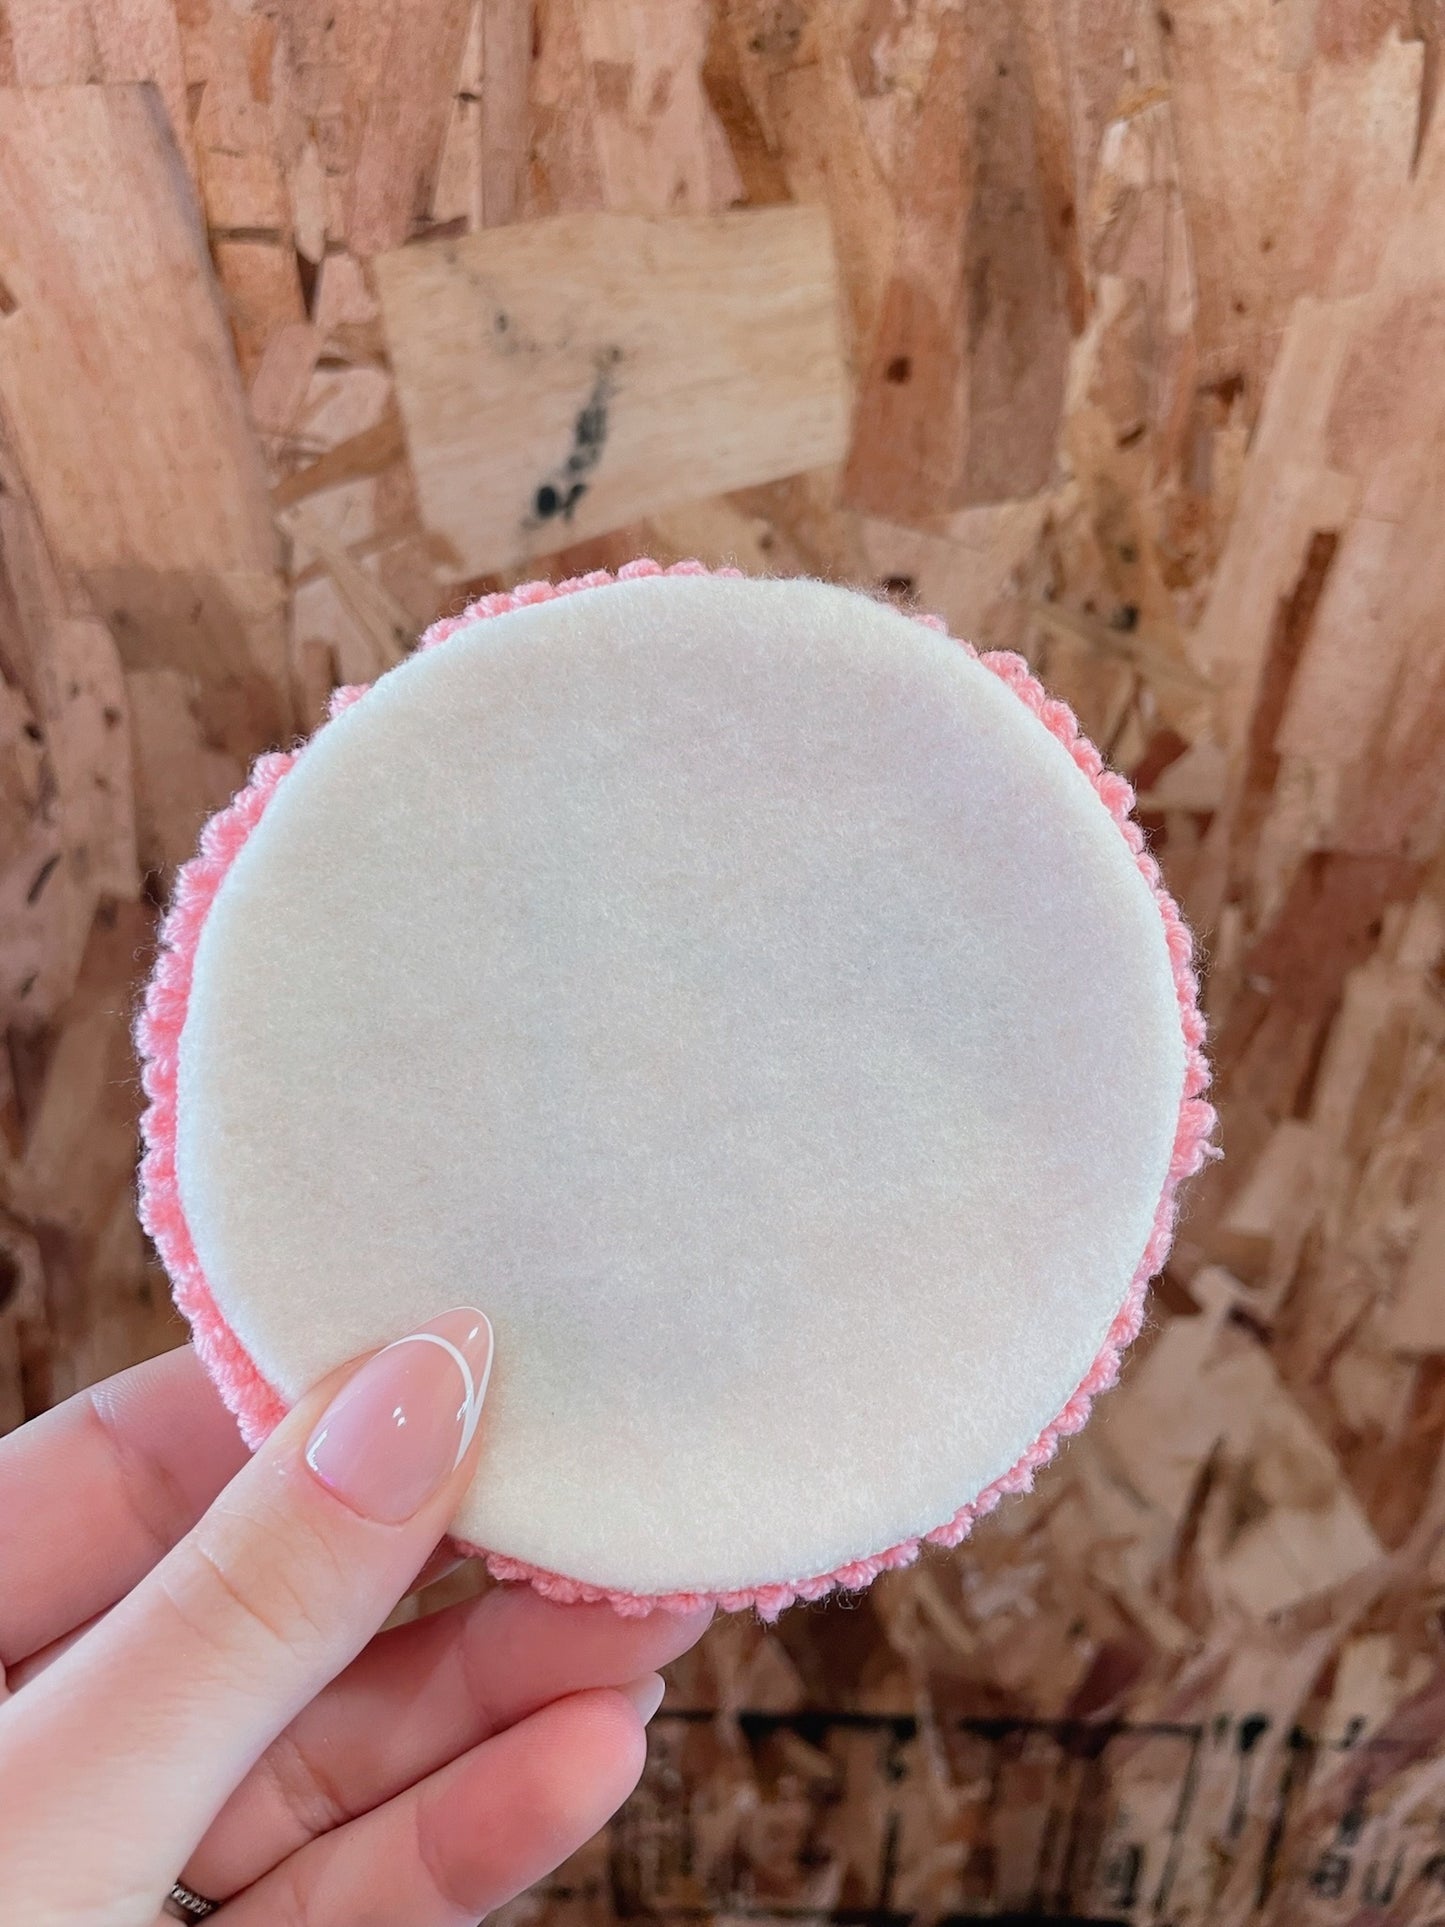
[0,1345,249,1666]
[0,1310,494,1922]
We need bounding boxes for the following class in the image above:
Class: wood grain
[4,4,1445,1918]
[374,207,851,575]
[0,83,290,878]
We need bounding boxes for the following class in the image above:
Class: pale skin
[0,1322,711,1926]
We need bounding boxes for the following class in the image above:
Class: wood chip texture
[4,5,1445,1921]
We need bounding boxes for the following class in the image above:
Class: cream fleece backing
[176,576,1185,1595]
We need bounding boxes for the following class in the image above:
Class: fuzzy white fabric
[176,575,1185,1596]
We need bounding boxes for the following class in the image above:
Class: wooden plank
[477,0,533,227]
[571,0,741,215]
[1213,1118,1318,1299]
[6,11,1445,1917]
[859,500,1049,652]
[1159,0,1311,403]
[8,901,178,1404]
[757,6,900,366]
[0,85,291,791]
[1163,6,1420,408]
[841,4,1072,521]
[1386,1164,1445,1353]
[0,0,194,178]
[0,444,139,1026]
[281,0,475,253]
[374,206,850,576]
[431,0,489,231]
[1207,1329,1384,1620]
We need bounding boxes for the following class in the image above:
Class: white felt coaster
[176,575,1185,1597]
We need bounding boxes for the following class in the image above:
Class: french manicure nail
[305,1309,493,1523]
[620,1673,666,1724]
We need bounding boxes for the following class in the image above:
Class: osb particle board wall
[3,3,1445,1922]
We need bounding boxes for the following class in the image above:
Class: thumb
[0,1309,493,1926]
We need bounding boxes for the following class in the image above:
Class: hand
[0,1313,710,1925]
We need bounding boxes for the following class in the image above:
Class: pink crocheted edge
[135,558,1216,1622]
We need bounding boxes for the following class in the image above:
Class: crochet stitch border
[135,558,1215,1621]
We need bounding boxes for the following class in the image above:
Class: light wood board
[374,207,850,575]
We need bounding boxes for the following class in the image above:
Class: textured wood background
[4,4,1445,1921]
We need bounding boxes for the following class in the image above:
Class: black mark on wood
[525,354,621,531]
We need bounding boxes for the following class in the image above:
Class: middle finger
[185,1581,710,1898]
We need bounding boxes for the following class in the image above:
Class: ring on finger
[164,1879,220,1920]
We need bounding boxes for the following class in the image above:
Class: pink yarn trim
[135,559,1215,1622]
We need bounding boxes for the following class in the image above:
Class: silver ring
[164,1881,219,1920]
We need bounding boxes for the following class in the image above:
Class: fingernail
[305,1309,493,1523]
[619,1673,666,1724]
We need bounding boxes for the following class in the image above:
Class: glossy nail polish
[620,1673,666,1724]
[304,1308,493,1523]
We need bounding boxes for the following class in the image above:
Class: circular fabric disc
[138,566,1210,1615]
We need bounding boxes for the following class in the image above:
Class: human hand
[0,1314,710,1925]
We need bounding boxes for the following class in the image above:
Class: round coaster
[137,564,1212,1617]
